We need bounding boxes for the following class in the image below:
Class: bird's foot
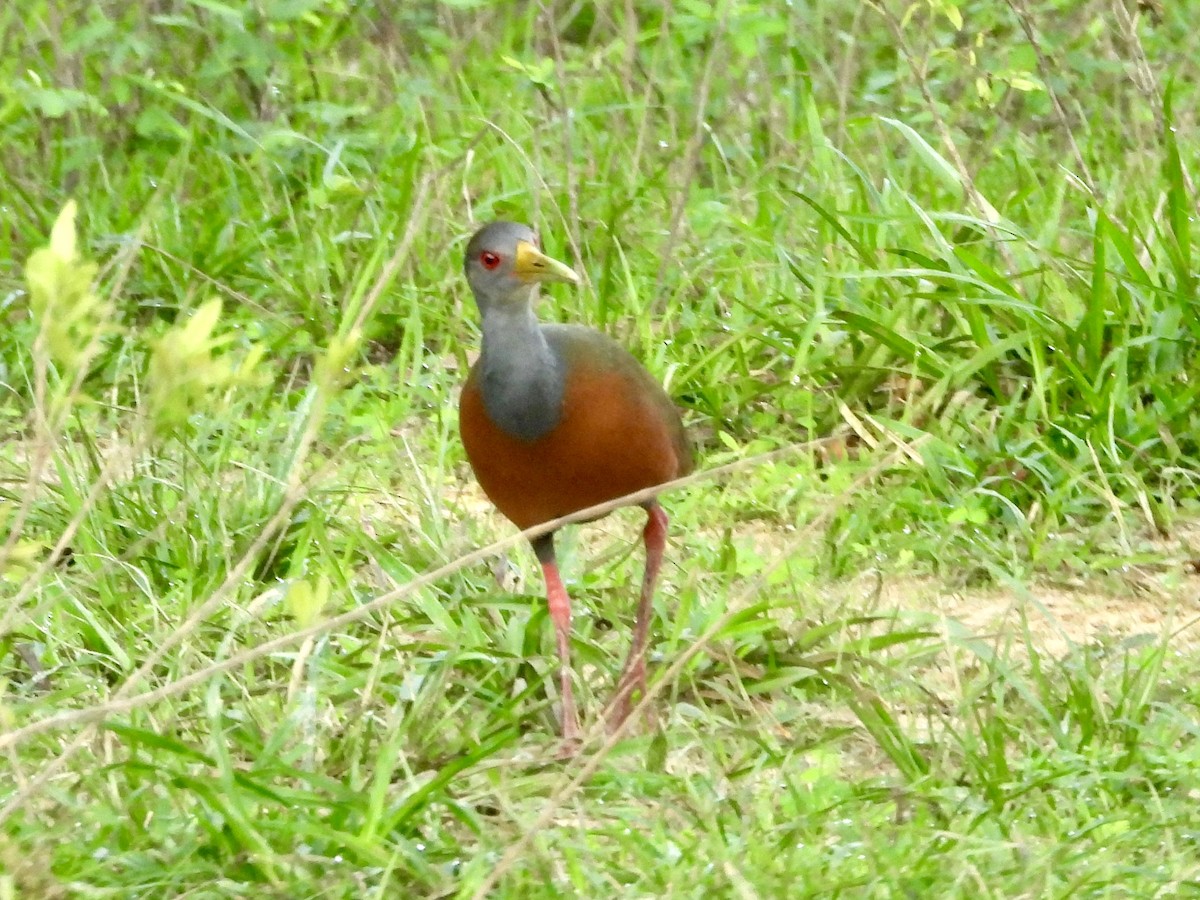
[554,733,584,760]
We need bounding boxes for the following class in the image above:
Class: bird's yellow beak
[513,240,579,285]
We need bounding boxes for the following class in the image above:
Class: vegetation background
[2,0,1199,895]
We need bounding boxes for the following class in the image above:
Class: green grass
[3,0,1200,895]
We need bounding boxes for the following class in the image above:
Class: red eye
[480,251,501,270]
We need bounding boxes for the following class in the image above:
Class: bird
[458,220,692,745]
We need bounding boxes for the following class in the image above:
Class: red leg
[609,502,668,729]
[538,551,580,744]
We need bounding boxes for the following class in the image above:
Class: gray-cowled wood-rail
[458,221,692,742]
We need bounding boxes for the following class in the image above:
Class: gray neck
[478,300,564,441]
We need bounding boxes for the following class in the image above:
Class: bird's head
[463,221,579,313]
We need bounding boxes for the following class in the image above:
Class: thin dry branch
[0,432,866,760]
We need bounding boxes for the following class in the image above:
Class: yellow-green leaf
[49,200,79,261]
[287,576,331,628]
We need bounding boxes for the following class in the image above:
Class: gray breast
[479,343,566,442]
